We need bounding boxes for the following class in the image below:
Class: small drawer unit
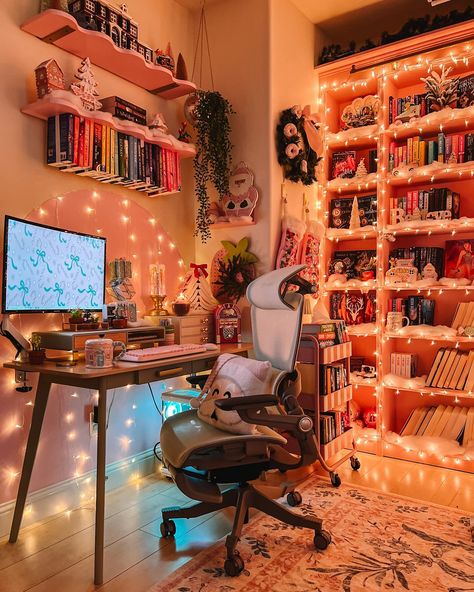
[167,314,215,345]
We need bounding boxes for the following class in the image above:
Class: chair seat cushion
[160,409,287,469]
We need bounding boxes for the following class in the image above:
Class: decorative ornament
[179,263,218,314]
[107,258,136,301]
[354,158,368,178]
[385,258,418,284]
[70,57,102,111]
[177,121,191,143]
[148,113,168,134]
[220,162,258,222]
[155,42,175,74]
[421,65,460,112]
[34,59,65,99]
[327,260,348,284]
[275,216,306,270]
[422,262,438,281]
[299,219,324,298]
[276,105,322,185]
[176,53,188,80]
[184,92,199,126]
[215,303,242,344]
[349,197,361,230]
[362,407,377,429]
[211,238,258,303]
[341,95,380,129]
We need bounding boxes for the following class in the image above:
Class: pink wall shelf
[209,220,256,230]
[21,94,196,158]
[21,9,196,100]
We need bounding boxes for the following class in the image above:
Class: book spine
[46,116,56,164]
[438,132,445,163]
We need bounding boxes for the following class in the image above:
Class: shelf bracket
[150,83,179,95]
[41,25,75,44]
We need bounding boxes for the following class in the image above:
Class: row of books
[451,302,474,332]
[320,362,348,395]
[391,353,418,378]
[302,321,349,348]
[388,93,430,125]
[320,412,346,444]
[47,114,181,195]
[388,132,474,171]
[390,247,444,281]
[426,347,474,391]
[389,187,460,223]
[330,195,377,229]
[331,250,376,280]
[330,292,376,325]
[331,149,377,179]
[401,405,474,446]
[388,297,435,325]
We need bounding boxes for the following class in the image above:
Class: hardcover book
[444,240,474,280]
[331,151,356,179]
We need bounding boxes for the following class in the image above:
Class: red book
[73,116,80,165]
[78,118,85,168]
[459,134,465,163]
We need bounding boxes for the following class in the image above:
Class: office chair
[159,265,331,577]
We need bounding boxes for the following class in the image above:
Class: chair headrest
[246,265,305,311]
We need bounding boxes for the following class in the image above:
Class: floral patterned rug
[149,477,473,591]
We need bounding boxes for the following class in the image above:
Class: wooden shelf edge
[383,382,474,399]
[22,96,196,158]
[21,9,196,99]
[210,220,256,230]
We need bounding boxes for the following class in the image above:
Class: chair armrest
[215,395,278,411]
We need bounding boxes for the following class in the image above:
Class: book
[444,240,474,280]
[431,405,454,437]
[463,354,474,392]
[435,349,458,388]
[416,407,436,435]
[457,350,474,390]
[457,74,474,109]
[426,348,447,387]
[332,151,356,179]
[463,407,474,446]
[100,96,147,125]
[448,351,468,389]
[423,404,446,436]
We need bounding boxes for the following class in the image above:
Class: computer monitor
[2,216,106,314]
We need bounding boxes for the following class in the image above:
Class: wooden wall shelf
[209,220,256,230]
[21,9,196,100]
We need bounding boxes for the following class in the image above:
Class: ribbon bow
[190,263,208,278]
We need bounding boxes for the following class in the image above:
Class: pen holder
[150,294,169,316]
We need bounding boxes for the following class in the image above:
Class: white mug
[85,338,126,369]
[386,312,409,332]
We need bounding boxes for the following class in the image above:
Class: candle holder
[150,295,169,316]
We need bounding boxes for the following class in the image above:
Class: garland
[276,106,321,185]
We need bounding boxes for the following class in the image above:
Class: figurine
[385,258,418,284]
[148,113,168,134]
[328,260,348,283]
[422,262,438,282]
[35,59,65,99]
[155,42,175,73]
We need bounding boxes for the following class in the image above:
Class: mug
[85,338,126,369]
[386,312,409,332]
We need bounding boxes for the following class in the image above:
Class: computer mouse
[204,343,219,350]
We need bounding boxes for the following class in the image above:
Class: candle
[150,263,166,296]
[172,292,190,316]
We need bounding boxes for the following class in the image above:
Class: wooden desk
[4,343,252,585]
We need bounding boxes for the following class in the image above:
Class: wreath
[276,105,322,185]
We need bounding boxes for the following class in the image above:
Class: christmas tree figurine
[349,196,361,229]
[355,157,367,178]
[70,58,102,111]
[179,263,218,314]
[421,65,459,112]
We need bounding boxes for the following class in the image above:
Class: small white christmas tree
[180,264,218,314]
[355,158,367,178]
[70,57,102,111]
[349,196,361,229]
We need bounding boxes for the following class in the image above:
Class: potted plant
[69,309,84,325]
[193,90,235,242]
[28,335,45,364]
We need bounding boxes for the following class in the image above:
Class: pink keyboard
[121,343,208,363]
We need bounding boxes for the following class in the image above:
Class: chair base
[162,482,326,573]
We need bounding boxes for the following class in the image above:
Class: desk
[4,343,252,585]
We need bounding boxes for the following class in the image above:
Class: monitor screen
[2,216,106,313]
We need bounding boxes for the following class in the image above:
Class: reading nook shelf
[21,9,196,100]
[317,24,474,473]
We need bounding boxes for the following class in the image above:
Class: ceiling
[289,0,386,24]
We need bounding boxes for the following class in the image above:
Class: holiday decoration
[362,407,377,429]
[386,258,418,284]
[179,263,218,314]
[421,65,460,112]
[176,53,188,80]
[220,162,258,222]
[193,91,235,242]
[422,263,438,282]
[215,303,242,344]
[155,42,175,73]
[354,158,368,178]
[184,93,199,126]
[349,197,361,230]
[177,121,191,143]
[276,105,322,185]
[275,216,306,270]
[70,57,102,111]
[299,219,324,297]
[68,1,153,62]
[341,95,380,129]
[35,59,65,99]
[107,257,136,301]
[172,293,190,316]
[148,113,168,134]
[211,238,258,303]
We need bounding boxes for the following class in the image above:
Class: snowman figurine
[422,262,438,282]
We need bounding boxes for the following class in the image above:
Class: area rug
[149,477,474,591]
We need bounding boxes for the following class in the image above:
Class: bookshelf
[21,9,196,99]
[316,24,474,473]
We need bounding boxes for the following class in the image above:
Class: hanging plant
[193,90,235,242]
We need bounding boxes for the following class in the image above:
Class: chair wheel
[224,554,244,577]
[330,472,341,488]
[314,530,331,550]
[287,491,303,507]
[160,519,176,538]
[351,457,361,471]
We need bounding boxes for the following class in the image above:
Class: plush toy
[363,407,377,429]
[343,399,361,428]
[190,354,273,435]
[275,216,306,270]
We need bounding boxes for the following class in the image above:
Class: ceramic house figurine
[155,42,175,73]
[35,59,65,99]
[215,303,242,344]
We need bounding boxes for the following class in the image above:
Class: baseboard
[0,448,157,538]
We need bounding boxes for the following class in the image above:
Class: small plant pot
[28,349,46,365]
[112,318,128,329]
[69,317,84,325]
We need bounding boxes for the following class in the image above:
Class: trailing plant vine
[193,90,235,242]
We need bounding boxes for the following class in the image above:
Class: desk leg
[94,379,107,586]
[9,374,52,543]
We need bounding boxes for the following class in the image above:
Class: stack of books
[320,411,345,444]
[388,132,474,171]
[389,187,460,223]
[390,353,418,378]
[426,348,474,391]
[320,362,348,394]
[451,302,474,332]
[401,404,473,445]
[388,93,430,124]
[388,296,435,325]
[47,113,181,195]
[303,321,349,349]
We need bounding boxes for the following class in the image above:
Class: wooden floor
[1,452,473,592]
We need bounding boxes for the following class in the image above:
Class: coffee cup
[386,312,409,332]
[85,338,126,368]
